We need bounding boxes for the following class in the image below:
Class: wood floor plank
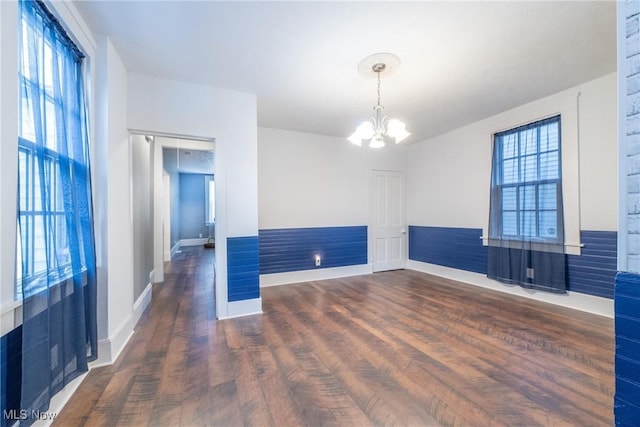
[224,318,277,426]
[236,317,308,426]
[147,330,187,426]
[53,247,613,426]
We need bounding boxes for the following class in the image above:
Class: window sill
[1,300,22,336]
[2,270,88,335]
[1,299,22,316]
[480,236,583,255]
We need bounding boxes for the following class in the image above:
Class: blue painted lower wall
[227,236,260,302]
[259,226,367,274]
[408,226,487,274]
[615,272,640,426]
[1,326,22,427]
[567,231,617,298]
[409,226,616,299]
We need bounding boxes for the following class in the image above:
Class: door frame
[162,172,171,261]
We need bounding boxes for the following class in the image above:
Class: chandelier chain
[377,71,381,107]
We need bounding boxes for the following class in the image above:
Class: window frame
[490,115,563,245]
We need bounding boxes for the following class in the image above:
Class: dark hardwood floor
[54,246,614,426]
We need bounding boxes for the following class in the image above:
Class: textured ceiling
[74,0,617,143]
[163,147,214,175]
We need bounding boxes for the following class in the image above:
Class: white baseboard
[108,314,134,364]
[405,260,614,318]
[221,297,263,319]
[93,338,113,368]
[179,238,208,247]
[132,282,152,328]
[260,264,373,287]
[170,241,181,258]
[92,283,151,367]
[93,320,134,368]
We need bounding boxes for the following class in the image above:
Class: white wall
[94,35,134,363]
[128,73,258,319]
[0,0,20,336]
[131,134,153,302]
[407,121,490,229]
[258,127,406,229]
[407,73,618,246]
[576,74,618,231]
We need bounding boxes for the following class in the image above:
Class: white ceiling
[163,146,214,174]
[73,0,616,143]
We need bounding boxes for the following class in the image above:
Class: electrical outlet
[315,255,321,266]
[526,268,535,279]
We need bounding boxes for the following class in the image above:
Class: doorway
[132,133,215,284]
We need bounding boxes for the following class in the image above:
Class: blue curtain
[17,1,97,424]
[487,116,566,293]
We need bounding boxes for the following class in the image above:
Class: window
[17,140,73,286]
[490,115,562,244]
[16,0,91,299]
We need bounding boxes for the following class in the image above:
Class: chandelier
[348,53,410,148]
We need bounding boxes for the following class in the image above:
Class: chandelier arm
[381,115,390,132]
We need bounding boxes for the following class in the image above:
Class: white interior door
[371,170,405,272]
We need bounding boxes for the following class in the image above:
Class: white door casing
[370,170,405,272]
[163,172,171,261]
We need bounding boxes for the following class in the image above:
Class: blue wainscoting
[408,226,487,274]
[227,236,260,302]
[409,226,616,299]
[614,272,640,425]
[566,231,617,298]
[259,226,367,274]
[1,326,22,427]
